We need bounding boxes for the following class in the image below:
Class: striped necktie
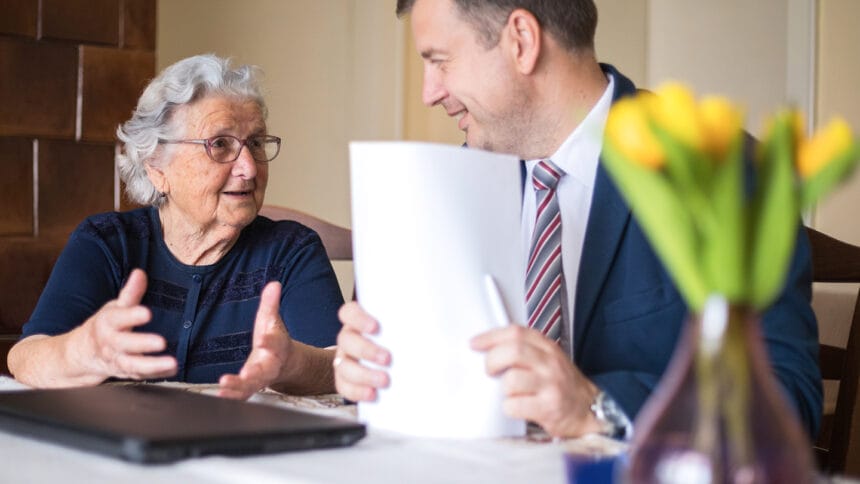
[526,160,565,341]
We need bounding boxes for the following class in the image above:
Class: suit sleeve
[590,225,822,440]
[759,225,822,439]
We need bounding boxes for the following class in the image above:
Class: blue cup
[564,453,621,483]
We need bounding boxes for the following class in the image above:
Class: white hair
[116,54,266,206]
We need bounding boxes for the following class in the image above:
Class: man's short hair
[396,0,598,53]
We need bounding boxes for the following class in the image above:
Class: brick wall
[0,0,156,370]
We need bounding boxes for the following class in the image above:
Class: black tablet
[0,384,365,464]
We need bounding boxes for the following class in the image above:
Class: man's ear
[505,8,541,75]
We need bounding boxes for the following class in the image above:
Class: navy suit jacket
[570,64,822,437]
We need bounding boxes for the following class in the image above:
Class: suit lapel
[572,64,638,358]
[573,163,630,357]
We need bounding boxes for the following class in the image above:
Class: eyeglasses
[158,135,282,163]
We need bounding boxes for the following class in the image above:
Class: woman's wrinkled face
[151,95,268,235]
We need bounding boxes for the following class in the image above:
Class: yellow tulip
[606,97,666,169]
[798,117,855,178]
[699,96,744,160]
[648,82,705,151]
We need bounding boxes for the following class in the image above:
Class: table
[0,377,625,483]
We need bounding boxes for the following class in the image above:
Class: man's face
[411,0,531,155]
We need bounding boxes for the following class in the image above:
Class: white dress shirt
[522,74,615,357]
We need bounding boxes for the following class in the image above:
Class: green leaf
[653,126,716,236]
[749,116,800,310]
[702,133,746,302]
[800,144,860,208]
[603,142,710,311]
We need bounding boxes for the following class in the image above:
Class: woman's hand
[218,281,338,399]
[75,268,178,383]
[8,268,177,388]
[218,281,293,399]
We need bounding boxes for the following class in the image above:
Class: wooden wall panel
[0,38,77,138]
[123,0,157,49]
[0,0,155,345]
[0,0,38,38]
[41,0,120,45]
[0,137,34,235]
[0,237,65,334]
[80,46,155,142]
[37,140,115,237]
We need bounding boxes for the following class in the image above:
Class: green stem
[693,301,755,476]
[723,306,753,468]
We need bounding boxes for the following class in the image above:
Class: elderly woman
[7,55,342,399]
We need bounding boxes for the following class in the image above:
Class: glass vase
[623,295,815,483]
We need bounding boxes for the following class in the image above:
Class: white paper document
[349,141,527,439]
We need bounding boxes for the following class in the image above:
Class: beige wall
[158,0,400,228]
[157,0,859,465]
[811,9,860,456]
[814,0,860,246]
[594,0,647,88]
[157,0,402,298]
[157,0,859,299]
[605,0,860,247]
[646,0,796,135]
[157,0,859,240]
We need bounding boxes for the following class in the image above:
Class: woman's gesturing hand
[218,281,294,400]
[77,269,178,382]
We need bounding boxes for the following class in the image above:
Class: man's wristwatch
[589,390,633,440]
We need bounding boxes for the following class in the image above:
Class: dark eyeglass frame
[158,135,282,163]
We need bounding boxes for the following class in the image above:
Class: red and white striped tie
[526,160,565,341]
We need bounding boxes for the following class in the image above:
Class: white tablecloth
[0,377,625,483]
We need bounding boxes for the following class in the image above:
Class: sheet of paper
[349,141,526,439]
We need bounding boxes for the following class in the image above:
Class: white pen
[483,274,512,328]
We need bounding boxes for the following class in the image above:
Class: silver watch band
[589,391,633,440]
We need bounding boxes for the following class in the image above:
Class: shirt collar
[526,73,615,189]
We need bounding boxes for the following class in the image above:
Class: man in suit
[334,0,822,439]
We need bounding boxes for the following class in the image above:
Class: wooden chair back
[807,226,860,474]
[258,205,352,261]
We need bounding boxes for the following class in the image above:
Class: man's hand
[76,268,177,382]
[218,281,293,400]
[470,325,603,438]
[332,301,391,401]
